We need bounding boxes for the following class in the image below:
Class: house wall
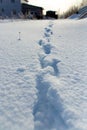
[0,0,21,17]
[22,4,43,19]
[28,6,43,16]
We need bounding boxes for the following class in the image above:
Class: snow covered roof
[79,6,87,14]
[69,6,87,19]
[22,3,44,10]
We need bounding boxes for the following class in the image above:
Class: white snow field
[0,19,87,130]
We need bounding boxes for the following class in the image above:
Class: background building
[0,0,43,19]
[0,0,21,18]
[46,10,58,19]
[21,3,43,19]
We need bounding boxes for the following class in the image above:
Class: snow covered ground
[0,19,87,130]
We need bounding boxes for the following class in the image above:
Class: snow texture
[0,19,87,130]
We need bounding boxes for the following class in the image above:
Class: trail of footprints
[33,22,68,130]
[38,22,60,76]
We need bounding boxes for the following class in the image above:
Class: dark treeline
[59,0,87,18]
[59,6,79,18]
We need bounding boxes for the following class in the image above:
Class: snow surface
[68,14,80,19]
[0,19,87,130]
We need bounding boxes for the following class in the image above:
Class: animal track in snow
[44,27,53,37]
[33,72,68,130]
[33,21,68,130]
[16,66,26,73]
[43,44,52,54]
[39,55,61,76]
[38,39,45,46]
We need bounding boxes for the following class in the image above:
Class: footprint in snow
[45,27,53,34]
[17,66,26,73]
[43,44,52,54]
[39,54,61,76]
[44,27,53,38]
[38,39,45,46]
[43,58,61,76]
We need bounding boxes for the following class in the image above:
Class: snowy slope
[0,19,87,130]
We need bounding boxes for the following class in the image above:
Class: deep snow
[0,19,87,130]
